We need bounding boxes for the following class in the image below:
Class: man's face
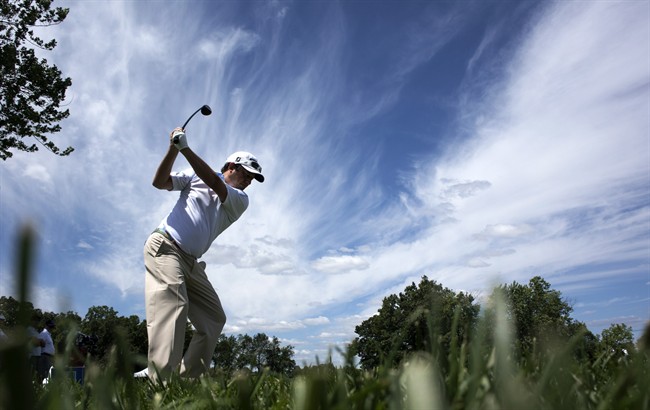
[227,165,255,190]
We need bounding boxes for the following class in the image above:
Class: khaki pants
[144,232,226,379]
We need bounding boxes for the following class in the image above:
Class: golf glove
[171,130,188,151]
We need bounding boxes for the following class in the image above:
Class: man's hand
[171,128,189,151]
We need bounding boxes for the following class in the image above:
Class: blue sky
[1,0,648,365]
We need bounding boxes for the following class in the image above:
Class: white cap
[226,151,264,182]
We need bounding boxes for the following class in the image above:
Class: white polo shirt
[40,329,55,355]
[159,169,248,258]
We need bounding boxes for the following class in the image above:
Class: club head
[180,104,213,131]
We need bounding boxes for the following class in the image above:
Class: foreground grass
[2,333,644,410]
[1,228,648,409]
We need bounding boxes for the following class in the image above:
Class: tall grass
[1,226,647,409]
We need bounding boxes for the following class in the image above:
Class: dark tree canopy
[0,296,298,374]
[213,333,296,377]
[487,276,594,361]
[352,276,480,370]
[600,323,635,360]
[0,0,74,159]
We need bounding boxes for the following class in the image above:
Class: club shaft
[182,108,202,130]
[173,105,210,143]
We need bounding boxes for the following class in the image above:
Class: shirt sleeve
[222,183,249,220]
[170,168,194,191]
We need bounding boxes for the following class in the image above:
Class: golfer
[143,127,264,380]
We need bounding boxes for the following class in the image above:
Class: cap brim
[241,165,265,182]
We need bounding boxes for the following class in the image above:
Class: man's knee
[209,312,226,338]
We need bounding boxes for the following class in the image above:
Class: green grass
[1,227,648,409]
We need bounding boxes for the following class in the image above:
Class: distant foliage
[0,0,74,159]
[1,226,648,410]
[352,276,480,370]
[486,276,597,364]
[0,296,296,376]
[80,305,152,366]
[213,333,296,377]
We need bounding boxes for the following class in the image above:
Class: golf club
[173,104,212,144]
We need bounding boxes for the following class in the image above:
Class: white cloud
[475,224,532,240]
[197,28,260,61]
[311,255,370,274]
[303,316,330,326]
[23,164,53,186]
[76,241,93,250]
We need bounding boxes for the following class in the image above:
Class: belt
[42,352,53,357]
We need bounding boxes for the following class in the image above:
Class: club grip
[172,130,185,145]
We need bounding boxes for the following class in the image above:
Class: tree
[120,314,148,358]
[265,336,296,376]
[0,295,41,328]
[0,0,74,159]
[0,296,24,327]
[489,276,578,359]
[213,334,239,375]
[213,333,296,377]
[352,276,480,370]
[80,305,120,364]
[567,320,599,363]
[80,306,158,366]
[599,323,634,359]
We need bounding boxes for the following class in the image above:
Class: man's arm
[180,148,228,202]
[152,145,179,190]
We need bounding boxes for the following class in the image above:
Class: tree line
[0,297,296,377]
[1,275,644,379]
[352,275,642,374]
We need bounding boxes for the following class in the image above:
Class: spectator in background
[27,314,44,381]
[0,314,7,343]
[0,314,6,371]
[39,320,56,380]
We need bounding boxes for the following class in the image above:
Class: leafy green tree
[50,310,81,356]
[352,276,479,370]
[265,336,296,377]
[236,334,255,370]
[0,296,24,327]
[0,0,74,159]
[80,306,154,365]
[599,323,634,359]
[489,276,578,359]
[213,333,295,377]
[567,320,599,363]
[213,334,239,375]
[249,333,272,372]
[120,314,148,358]
[80,305,120,363]
[0,295,44,331]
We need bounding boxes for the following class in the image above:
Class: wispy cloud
[0,1,647,364]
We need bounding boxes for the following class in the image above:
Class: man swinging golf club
[142,118,264,380]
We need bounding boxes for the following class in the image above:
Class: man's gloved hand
[170,128,188,151]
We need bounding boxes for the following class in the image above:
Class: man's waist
[153,228,174,243]
[152,228,199,258]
